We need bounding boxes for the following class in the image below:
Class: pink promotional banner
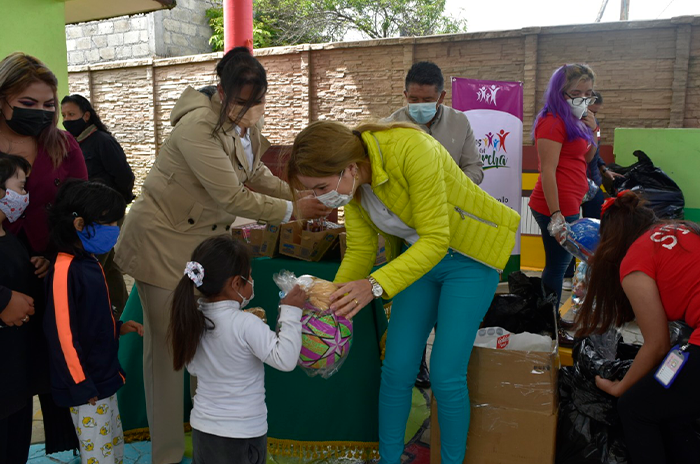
[452,77,523,255]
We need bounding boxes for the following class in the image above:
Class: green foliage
[206,0,466,50]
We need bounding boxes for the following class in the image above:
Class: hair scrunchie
[601,189,630,217]
[184,261,205,288]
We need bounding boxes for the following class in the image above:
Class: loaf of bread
[244,307,267,323]
[307,277,337,311]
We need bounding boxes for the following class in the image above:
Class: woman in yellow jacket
[286,120,520,464]
[114,48,328,464]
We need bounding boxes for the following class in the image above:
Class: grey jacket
[385,105,484,185]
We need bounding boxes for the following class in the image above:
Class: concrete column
[300,46,313,126]
[669,19,692,128]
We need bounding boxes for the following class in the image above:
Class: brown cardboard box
[231,223,281,258]
[279,221,345,262]
[339,232,387,266]
[430,345,559,464]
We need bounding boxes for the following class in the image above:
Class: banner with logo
[452,78,523,265]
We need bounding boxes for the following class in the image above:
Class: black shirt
[79,130,135,203]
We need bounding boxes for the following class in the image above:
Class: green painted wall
[613,128,700,222]
[0,0,68,106]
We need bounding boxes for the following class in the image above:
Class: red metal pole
[223,0,254,52]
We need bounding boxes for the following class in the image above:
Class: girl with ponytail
[168,234,305,464]
[575,190,700,464]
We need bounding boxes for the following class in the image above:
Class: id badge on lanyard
[654,344,690,389]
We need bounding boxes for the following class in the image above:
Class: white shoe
[562,278,573,291]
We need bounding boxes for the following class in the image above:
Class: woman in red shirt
[528,64,597,304]
[576,191,700,464]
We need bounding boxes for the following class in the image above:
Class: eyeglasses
[565,93,597,106]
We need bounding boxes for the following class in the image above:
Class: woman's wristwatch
[367,276,383,299]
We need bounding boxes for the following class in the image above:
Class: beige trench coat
[115,87,292,290]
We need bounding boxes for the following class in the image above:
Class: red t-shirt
[620,225,700,346]
[528,114,590,217]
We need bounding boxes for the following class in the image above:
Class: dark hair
[592,90,603,105]
[0,153,31,190]
[213,47,267,134]
[60,94,111,134]
[48,180,126,256]
[0,52,70,168]
[405,61,444,93]
[575,191,700,337]
[169,235,252,371]
[532,64,596,144]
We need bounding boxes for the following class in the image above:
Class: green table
[117,256,388,461]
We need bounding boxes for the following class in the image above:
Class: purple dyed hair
[532,64,596,144]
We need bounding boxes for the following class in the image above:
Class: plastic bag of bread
[273,270,353,379]
[244,307,267,323]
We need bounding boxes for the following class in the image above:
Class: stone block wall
[65,0,217,67]
[68,17,700,192]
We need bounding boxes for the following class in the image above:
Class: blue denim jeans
[378,250,498,464]
[531,208,579,305]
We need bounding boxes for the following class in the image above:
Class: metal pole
[620,0,630,21]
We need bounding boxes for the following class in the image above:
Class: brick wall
[68,16,700,192]
[65,0,216,66]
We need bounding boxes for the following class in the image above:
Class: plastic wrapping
[279,221,345,261]
[482,271,559,338]
[562,218,601,263]
[571,262,589,315]
[231,222,280,257]
[582,178,601,203]
[607,150,685,220]
[273,270,353,379]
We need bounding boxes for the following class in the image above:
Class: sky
[445,0,700,33]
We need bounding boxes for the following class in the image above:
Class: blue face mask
[408,102,438,125]
[78,223,120,255]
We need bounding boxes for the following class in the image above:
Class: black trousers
[192,429,266,464]
[618,344,700,464]
[0,398,32,464]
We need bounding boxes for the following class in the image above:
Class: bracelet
[550,210,561,217]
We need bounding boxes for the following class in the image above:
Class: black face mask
[63,118,89,138]
[6,106,54,137]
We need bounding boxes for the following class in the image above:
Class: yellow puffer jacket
[334,127,520,298]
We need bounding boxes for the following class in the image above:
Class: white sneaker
[562,278,573,291]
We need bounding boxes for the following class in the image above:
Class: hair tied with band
[601,189,630,217]
[184,261,205,288]
[351,130,362,139]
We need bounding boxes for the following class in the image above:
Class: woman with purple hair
[528,64,597,305]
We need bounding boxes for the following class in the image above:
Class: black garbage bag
[481,271,558,338]
[606,150,685,219]
[556,331,632,464]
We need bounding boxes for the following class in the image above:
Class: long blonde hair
[0,52,68,167]
[285,120,419,201]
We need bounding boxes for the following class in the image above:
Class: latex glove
[547,212,567,244]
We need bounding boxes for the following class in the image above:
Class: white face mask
[0,189,29,223]
[567,98,588,120]
[315,170,355,209]
[237,276,255,309]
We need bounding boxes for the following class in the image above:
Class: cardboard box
[339,232,387,266]
[279,221,345,262]
[430,345,559,464]
[231,223,281,258]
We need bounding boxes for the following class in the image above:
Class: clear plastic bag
[273,270,353,379]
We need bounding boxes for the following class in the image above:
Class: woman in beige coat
[114,47,328,464]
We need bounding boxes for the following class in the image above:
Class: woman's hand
[120,320,144,336]
[595,376,622,397]
[547,211,567,244]
[1,291,35,326]
[31,256,51,278]
[329,280,373,320]
[294,196,332,220]
[281,285,307,308]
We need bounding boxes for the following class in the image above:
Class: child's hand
[120,320,144,336]
[88,396,98,406]
[281,285,307,308]
[30,256,51,279]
